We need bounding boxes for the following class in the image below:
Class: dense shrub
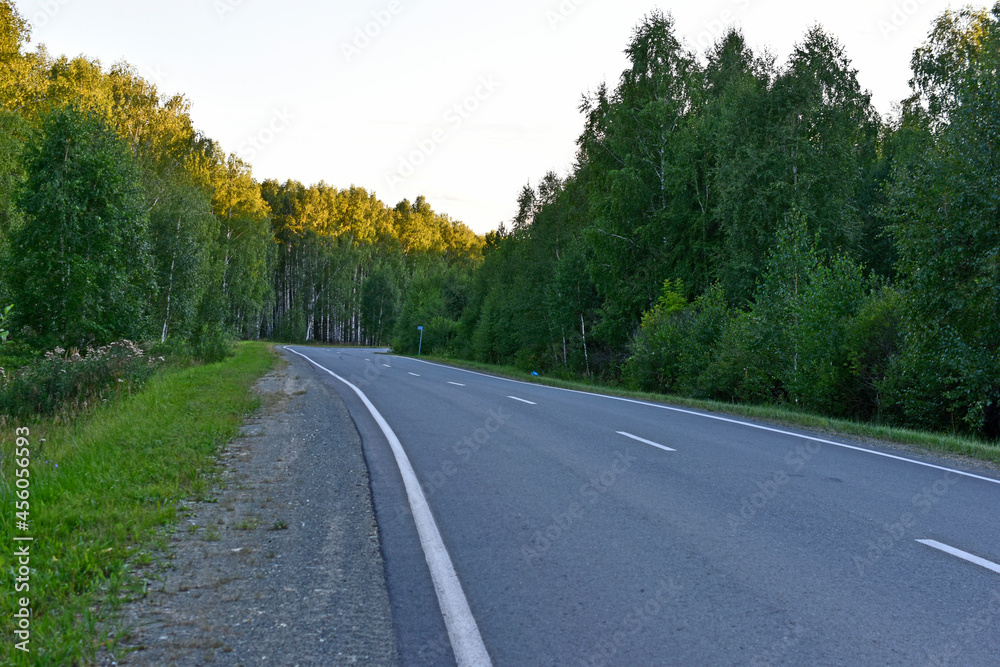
[0,339,39,372]
[700,308,780,404]
[0,340,160,419]
[148,335,192,360]
[623,279,688,393]
[624,223,887,416]
[846,286,903,420]
[781,256,867,416]
[882,308,1000,438]
[674,285,730,398]
[191,323,234,364]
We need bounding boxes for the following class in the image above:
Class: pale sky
[14,0,964,233]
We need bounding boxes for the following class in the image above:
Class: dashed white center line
[382,364,391,368]
[917,539,1000,575]
[404,357,1000,487]
[508,396,537,405]
[617,431,676,452]
[409,372,421,377]
[448,382,466,387]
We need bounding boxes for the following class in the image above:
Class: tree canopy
[2,0,999,439]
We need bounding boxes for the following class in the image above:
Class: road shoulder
[104,349,398,665]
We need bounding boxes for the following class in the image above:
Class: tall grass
[0,342,276,665]
[0,341,159,421]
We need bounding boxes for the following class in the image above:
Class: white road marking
[917,539,1000,575]
[448,382,466,387]
[283,347,492,666]
[404,358,1000,488]
[382,364,391,368]
[508,396,537,405]
[409,372,421,377]
[617,431,676,452]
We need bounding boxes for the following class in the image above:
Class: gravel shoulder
[103,349,398,666]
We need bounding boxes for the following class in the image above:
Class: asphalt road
[284,346,1000,666]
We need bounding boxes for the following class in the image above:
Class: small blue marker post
[417,325,424,355]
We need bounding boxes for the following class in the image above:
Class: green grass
[0,341,277,666]
[408,353,1000,465]
[232,516,259,531]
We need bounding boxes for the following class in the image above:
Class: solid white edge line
[917,539,1000,575]
[617,431,676,452]
[508,396,537,405]
[397,356,1000,487]
[284,347,492,666]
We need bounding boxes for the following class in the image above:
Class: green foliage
[7,104,155,348]
[0,338,37,371]
[624,279,688,391]
[0,340,158,420]
[908,4,997,125]
[260,180,481,346]
[711,27,880,303]
[0,109,30,244]
[392,262,467,355]
[886,4,1000,438]
[0,342,275,665]
[147,335,193,360]
[457,174,599,375]
[0,1,998,453]
[649,278,687,318]
[0,0,27,59]
[579,11,710,346]
[146,165,217,343]
[441,8,1000,442]
[0,0,31,110]
[624,221,878,417]
[699,308,777,403]
[0,302,11,341]
[361,263,402,346]
[782,255,867,414]
[191,322,234,364]
[624,279,770,401]
[723,222,873,414]
[198,150,274,338]
[274,306,307,343]
[668,284,730,397]
[847,286,902,420]
[424,315,460,354]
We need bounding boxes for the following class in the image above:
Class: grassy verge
[1,341,277,666]
[407,353,1000,466]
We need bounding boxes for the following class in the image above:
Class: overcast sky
[14,0,963,233]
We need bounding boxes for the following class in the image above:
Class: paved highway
[284,346,1000,666]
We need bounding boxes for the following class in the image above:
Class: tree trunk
[161,214,182,343]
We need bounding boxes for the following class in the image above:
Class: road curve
[285,346,1000,666]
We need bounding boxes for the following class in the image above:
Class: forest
[1,1,998,440]
[0,1,480,355]
[422,4,1000,442]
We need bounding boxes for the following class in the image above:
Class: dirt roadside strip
[102,349,399,666]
